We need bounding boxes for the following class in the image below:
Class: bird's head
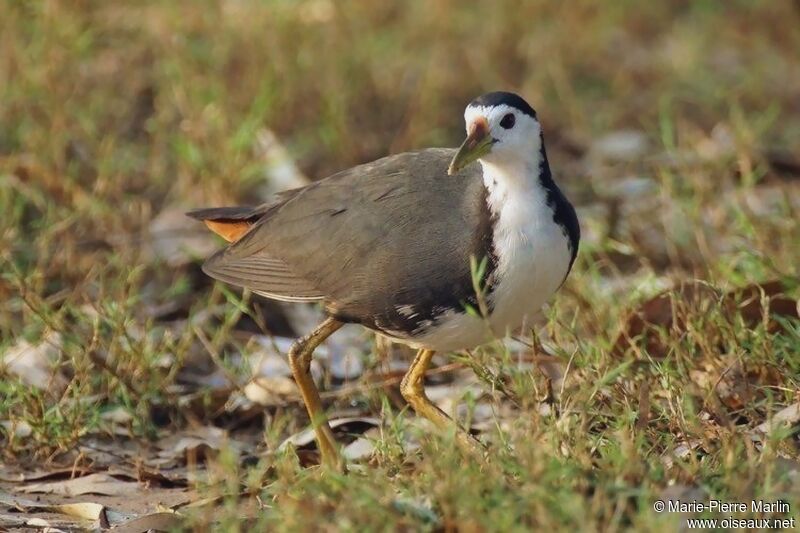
[448,91,542,175]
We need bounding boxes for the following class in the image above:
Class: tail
[187,206,265,243]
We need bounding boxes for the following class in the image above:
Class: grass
[1,1,799,530]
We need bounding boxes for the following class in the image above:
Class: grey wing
[201,253,325,302]
[198,190,326,302]
[203,148,490,331]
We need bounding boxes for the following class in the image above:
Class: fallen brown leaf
[342,427,383,461]
[146,206,218,268]
[612,279,799,358]
[0,490,135,528]
[110,511,182,533]
[0,466,95,483]
[752,402,800,436]
[1,332,68,395]
[0,419,32,439]
[279,417,381,451]
[18,473,142,497]
[156,425,244,463]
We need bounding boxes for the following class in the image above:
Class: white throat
[479,144,573,338]
[479,136,546,223]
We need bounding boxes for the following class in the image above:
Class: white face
[464,104,542,166]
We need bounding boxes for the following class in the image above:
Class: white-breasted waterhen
[189,92,580,470]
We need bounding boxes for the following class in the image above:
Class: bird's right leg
[287,317,344,471]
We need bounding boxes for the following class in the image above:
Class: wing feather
[203,250,325,301]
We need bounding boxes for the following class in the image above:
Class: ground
[1,1,799,531]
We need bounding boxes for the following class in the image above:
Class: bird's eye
[500,113,515,129]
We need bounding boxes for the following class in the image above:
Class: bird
[188,91,579,470]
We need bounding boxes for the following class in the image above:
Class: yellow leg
[287,317,344,471]
[400,349,485,458]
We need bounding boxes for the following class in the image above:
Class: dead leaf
[110,511,182,533]
[0,491,134,527]
[254,128,311,197]
[0,490,44,510]
[0,466,95,483]
[54,501,110,521]
[612,279,799,358]
[101,406,134,425]
[106,466,191,488]
[15,516,71,532]
[753,402,800,436]
[146,206,217,267]
[1,332,68,395]
[661,439,704,469]
[342,427,383,461]
[243,348,300,406]
[249,348,292,378]
[279,417,381,451]
[276,307,369,379]
[1,419,32,439]
[18,473,142,497]
[0,513,28,529]
[427,383,486,422]
[243,376,299,406]
[156,425,244,462]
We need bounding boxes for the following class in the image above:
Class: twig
[193,325,244,391]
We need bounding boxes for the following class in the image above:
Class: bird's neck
[479,138,553,216]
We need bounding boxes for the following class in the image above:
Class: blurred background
[1,1,799,529]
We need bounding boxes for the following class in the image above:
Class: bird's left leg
[400,348,485,457]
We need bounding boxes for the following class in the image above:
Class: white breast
[484,176,572,337]
[392,163,572,353]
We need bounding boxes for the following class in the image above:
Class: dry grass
[1,1,799,531]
